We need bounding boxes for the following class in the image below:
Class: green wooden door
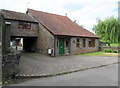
[59,39,64,54]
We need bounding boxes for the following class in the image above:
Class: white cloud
[0,0,118,33]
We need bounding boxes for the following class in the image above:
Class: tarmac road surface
[10,63,118,86]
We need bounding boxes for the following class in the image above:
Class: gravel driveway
[18,53,118,75]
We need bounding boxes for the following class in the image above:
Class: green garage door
[59,39,64,54]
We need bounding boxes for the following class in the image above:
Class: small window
[57,40,58,47]
[18,21,31,29]
[27,23,31,29]
[83,39,86,47]
[89,39,95,47]
[66,41,69,47]
[76,38,80,48]
[19,22,23,28]
[23,22,27,28]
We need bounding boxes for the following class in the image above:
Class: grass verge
[80,51,119,56]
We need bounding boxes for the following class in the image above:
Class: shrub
[112,50,118,53]
[104,49,118,53]
[104,49,113,53]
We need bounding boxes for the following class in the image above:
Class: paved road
[18,53,118,76]
[11,63,118,86]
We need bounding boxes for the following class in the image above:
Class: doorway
[59,39,64,54]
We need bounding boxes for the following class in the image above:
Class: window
[18,21,31,29]
[83,39,86,47]
[57,40,58,47]
[66,41,69,47]
[19,22,23,28]
[27,23,31,29]
[76,38,80,48]
[89,39,95,47]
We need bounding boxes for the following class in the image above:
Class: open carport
[11,37,37,52]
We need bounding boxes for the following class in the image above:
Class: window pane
[76,38,80,47]
[18,22,31,29]
[18,22,23,28]
[27,23,31,29]
[83,39,85,47]
[89,39,95,47]
[66,41,69,47]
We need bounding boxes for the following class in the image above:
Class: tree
[93,16,120,46]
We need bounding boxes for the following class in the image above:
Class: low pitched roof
[28,8,99,38]
[1,9,37,23]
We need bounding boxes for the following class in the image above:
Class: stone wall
[36,23,54,54]
[54,36,99,56]
[0,11,3,83]
[0,11,2,53]
[0,11,21,81]
[0,10,5,55]
[100,46,119,52]
[2,50,21,81]
[55,36,71,56]
[70,37,99,54]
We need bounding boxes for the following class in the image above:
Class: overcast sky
[0,0,118,33]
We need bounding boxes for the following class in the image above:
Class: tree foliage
[93,17,120,46]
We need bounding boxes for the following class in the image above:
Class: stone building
[0,9,99,57]
[27,9,99,56]
[1,9,39,52]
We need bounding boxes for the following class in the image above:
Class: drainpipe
[54,36,56,57]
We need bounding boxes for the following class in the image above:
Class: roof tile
[28,8,99,38]
[2,9,37,23]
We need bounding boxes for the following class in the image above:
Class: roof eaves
[1,9,38,23]
[4,18,38,23]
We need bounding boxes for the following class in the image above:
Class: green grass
[80,51,119,56]
[80,52,104,56]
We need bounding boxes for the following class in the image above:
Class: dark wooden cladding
[6,20,39,37]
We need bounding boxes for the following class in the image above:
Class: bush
[104,49,113,53]
[112,50,118,53]
[104,49,118,53]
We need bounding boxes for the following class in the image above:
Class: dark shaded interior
[11,37,37,52]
